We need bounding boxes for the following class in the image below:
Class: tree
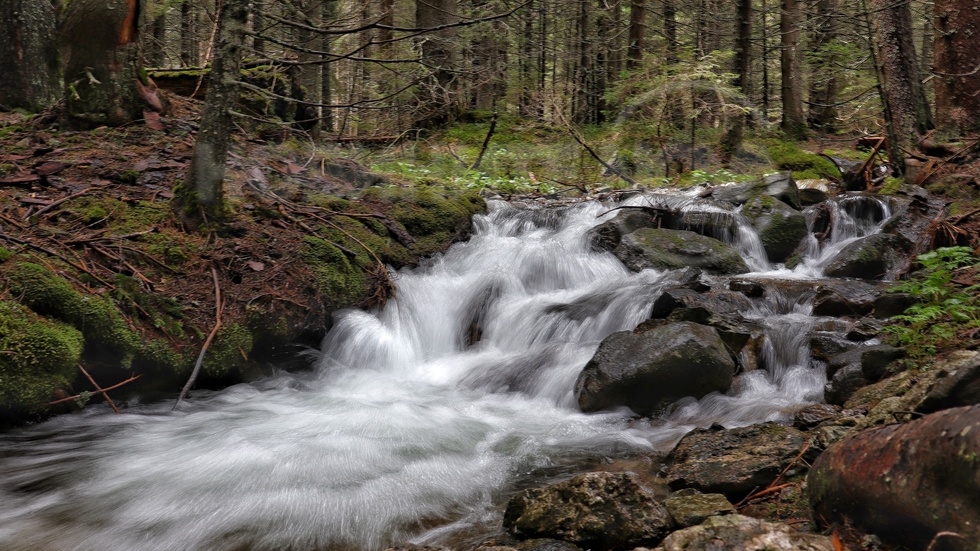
[934,0,980,135]
[807,0,840,132]
[175,0,250,222]
[780,0,805,139]
[0,0,61,111]
[868,0,932,173]
[414,0,460,128]
[626,0,645,71]
[61,0,147,127]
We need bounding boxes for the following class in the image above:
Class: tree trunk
[780,0,805,139]
[0,0,60,111]
[626,0,645,71]
[934,0,980,135]
[176,0,249,223]
[62,0,145,128]
[180,0,199,66]
[664,0,678,65]
[414,0,459,128]
[869,0,933,172]
[807,0,839,132]
[734,0,752,95]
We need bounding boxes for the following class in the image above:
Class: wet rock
[649,287,753,323]
[824,233,912,280]
[741,196,809,263]
[811,281,880,317]
[824,345,906,405]
[808,405,980,550]
[384,545,451,551]
[825,364,867,406]
[792,403,841,430]
[728,279,765,298]
[845,318,883,341]
[503,472,674,550]
[614,228,749,275]
[654,514,834,551]
[663,492,735,528]
[710,172,802,210]
[796,179,832,206]
[665,423,807,498]
[575,322,735,416]
[587,209,661,252]
[809,332,857,362]
[872,291,919,318]
[915,350,980,413]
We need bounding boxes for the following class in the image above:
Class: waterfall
[0,193,896,551]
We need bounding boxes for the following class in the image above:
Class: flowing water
[0,192,894,551]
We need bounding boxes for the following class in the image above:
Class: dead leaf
[34,161,69,176]
[247,260,266,272]
[143,110,164,131]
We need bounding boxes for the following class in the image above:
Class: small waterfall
[792,195,892,277]
[0,192,894,551]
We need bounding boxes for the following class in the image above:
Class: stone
[825,363,867,406]
[728,279,765,298]
[575,322,736,416]
[614,228,749,275]
[654,514,834,551]
[824,233,912,281]
[792,403,841,430]
[663,492,735,528]
[587,209,661,252]
[809,332,857,363]
[741,196,809,263]
[811,281,881,317]
[503,472,674,550]
[710,172,802,210]
[808,406,980,551]
[872,292,919,318]
[665,423,807,498]
[845,318,883,341]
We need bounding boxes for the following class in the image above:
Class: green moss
[0,247,13,263]
[766,141,839,181]
[5,262,140,367]
[301,235,367,307]
[0,301,84,412]
[202,323,254,378]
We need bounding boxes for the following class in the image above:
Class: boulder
[503,472,674,550]
[792,403,841,430]
[824,233,912,280]
[796,179,832,206]
[665,423,808,498]
[614,228,749,275]
[811,281,880,317]
[824,363,867,406]
[824,345,906,405]
[808,405,980,551]
[587,209,661,252]
[654,514,834,551]
[728,279,765,298]
[663,492,735,528]
[575,322,735,416]
[741,196,809,263]
[710,172,802,210]
[872,291,919,318]
[649,287,753,320]
[809,332,857,362]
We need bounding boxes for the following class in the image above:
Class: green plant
[882,247,980,359]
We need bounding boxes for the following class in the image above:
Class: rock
[575,322,735,416]
[649,287,753,320]
[587,209,661,252]
[872,291,919,318]
[728,279,765,298]
[710,172,802,210]
[503,472,674,550]
[809,332,857,362]
[844,318,883,341]
[741,196,809,263]
[796,179,832,206]
[824,233,912,280]
[516,540,581,551]
[916,350,980,413]
[824,363,867,406]
[811,281,880,317]
[654,514,834,551]
[665,423,807,498]
[824,345,905,405]
[808,405,980,550]
[663,492,735,528]
[614,228,749,275]
[792,403,841,430]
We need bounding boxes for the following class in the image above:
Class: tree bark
[0,0,60,111]
[626,0,645,71]
[664,0,678,65]
[176,0,249,222]
[780,0,805,139]
[934,0,980,135]
[807,0,839,132]
[869,0,933,172]
[62,0,145,127]
[180,0,199,67]
[414,0,459,128]
[734,0,752,95]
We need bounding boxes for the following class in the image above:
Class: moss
[0,301,84,412]
[5,262,140,367]
[0,247,13,263]
[202,323,254,378]
[301,235,367,308]
[766,141,839,181]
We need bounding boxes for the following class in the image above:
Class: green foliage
[882,247,980,359]
[765,141,839,180]
[0,247,12,263]
[5,262,140,367]
[0,301,84,412]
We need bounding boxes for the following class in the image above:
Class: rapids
[0,191,893,551]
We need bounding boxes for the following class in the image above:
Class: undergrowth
[882,247,980,359]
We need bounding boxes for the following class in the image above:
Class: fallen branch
[0,230,115,289]
[27,185,102,221]
[555,107,637,188]
[736,439,811,509]
[470,112,498,170]
[44,375,141,407]
[77,364,121,414]
[173,266,223,409]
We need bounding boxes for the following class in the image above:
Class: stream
[0,190,894,551]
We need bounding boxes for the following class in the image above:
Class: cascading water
[0,192,894,551]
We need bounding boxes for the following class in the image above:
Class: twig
[951,207,980,226]
[925,532,964,551]
[0,230,115,289]
[470,112,498,170]
[173,266,223,408]
[27,185,102,221]
[554,104,637,187]
[44,375,141,406]
[736,439,812,508]
[77,364,121,414]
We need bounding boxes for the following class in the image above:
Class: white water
[0,194,892,551]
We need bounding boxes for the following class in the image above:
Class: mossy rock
[741,196,808,263]
[4,262,140,367]
[614,228,749,275]
[0,301,84,415]
[766,141,839,181]
[301,235,368,309]
[201,323,254,379]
